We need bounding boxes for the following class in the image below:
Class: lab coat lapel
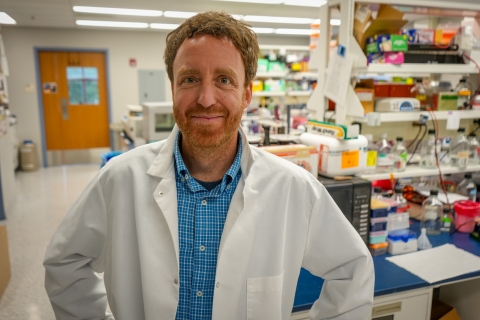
[147,127,180,267]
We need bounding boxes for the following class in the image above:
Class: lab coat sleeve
[302,183,374,320]
[44,172,113,320]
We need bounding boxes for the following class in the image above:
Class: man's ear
[244,82,253,110]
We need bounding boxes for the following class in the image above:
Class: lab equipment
[370,217,388,232]
[142,102,174,143]
[420,129,438,169]
[376,133,393,173]
[388,212,410,232]
[457,173,477,201]
[421,189,443,235]
[364,134,378,173]
[453,200,480,233]
[372,187,384,200]
[370,198,389,218]
[125,104,144,138]
[393,186,408,213]
[300,133,367,177]
[261,145,318,177]
[392,137,407,172]
[441,207,452,233]
[455,77,473,109]
[418,228,433,250]
[449,128,469,169]
[317,176,372,243]
[387,230,418,255]
[370,231,388,244]
[375,98,421,112]
[410,79,427,110]
[368,242,388,256]
[468,133,480,164]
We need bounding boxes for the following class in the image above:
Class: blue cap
[388,230,417,242]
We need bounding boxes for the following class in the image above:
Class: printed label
[425,206,438,220]
[341,150,359,169]
[400,153,407,162]
[458,151,469,159]
[377,153,394,166]
[367,150,377,167]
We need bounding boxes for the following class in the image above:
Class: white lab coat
[44,126,374,320]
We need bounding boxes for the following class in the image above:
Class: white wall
[2,26,308,166]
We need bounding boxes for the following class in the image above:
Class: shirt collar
[173,131,242,188]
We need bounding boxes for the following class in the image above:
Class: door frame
[34,47,113,167]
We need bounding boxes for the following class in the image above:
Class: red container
[453,201,480,233]
[390,84,414,98]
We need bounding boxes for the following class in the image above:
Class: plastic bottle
[376,133,393,173]
[455,78,473,109]
[468,133,480,164]
[420,129,437,169]
[418,228,433,250]
[421,189,442,235]
[449,128,469,169]
[393,185,408,213]
[365,134,378,173]
[392,137,407,172]
[372,187,384,200]
[457,173,477,201]
[441,207,452,233]
[411,79,427,110]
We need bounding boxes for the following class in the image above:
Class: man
[44,11,374,320]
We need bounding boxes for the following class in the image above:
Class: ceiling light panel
[76,20,149,28]
[150,23,179,30]
[330,19,341,25]
[275,28,312,35]
[251,27,275,34]
[73,6,163,17]
[164,11,197,19]
[0,12,16,25]
[218,0,283,3]
[283,0,327,7]
[243,15,313,24]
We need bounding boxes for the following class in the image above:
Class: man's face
[171,34,252,149]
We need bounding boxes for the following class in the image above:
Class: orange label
[341,150,359,169]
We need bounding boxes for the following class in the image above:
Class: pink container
[454,201,480,233]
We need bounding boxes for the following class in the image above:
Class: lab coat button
[196,291,203,297]
[216,282,220,288]
[174,279,178,284]
[158,191,163,195]
[202,199,207,205]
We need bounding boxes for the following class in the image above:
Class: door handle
[61,98,68,120]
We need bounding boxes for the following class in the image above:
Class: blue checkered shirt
[174,132,242,320]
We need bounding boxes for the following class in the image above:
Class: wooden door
[39,51,110,150]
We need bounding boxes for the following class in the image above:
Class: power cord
[407,124,427,165]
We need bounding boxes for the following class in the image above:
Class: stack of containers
[369,196,390,256]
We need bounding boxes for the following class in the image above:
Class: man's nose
[196,81,216,108]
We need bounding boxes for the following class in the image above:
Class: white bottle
[376,133,393,173]
[365,134,378,173]
[392,137,407,172]
[449,128,469,169]
[420,129,437,169]
[421,189,442,235]
[468,134,480,165]
[457,173,477,201]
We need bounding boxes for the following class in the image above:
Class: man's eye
[183,77,195,84]
[220,77,231,84]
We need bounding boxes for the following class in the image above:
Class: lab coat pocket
[246,273,284,320]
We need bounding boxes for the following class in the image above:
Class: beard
[173,93,245,150]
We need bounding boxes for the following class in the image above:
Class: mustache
[184,105,229,117]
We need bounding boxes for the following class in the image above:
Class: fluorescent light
[275,28,312,35]
[312,19,320,24]
[73,6,163,17]
[218,0,283,3]
[0,12,16,25]
[150,23,179,30]
[284,0,327,6]
[164,11,197,19]
[76,20,149,28]
[251,27,275,34]
[232,14,243,20]
[330,19,341,26]
[244,15,313,24]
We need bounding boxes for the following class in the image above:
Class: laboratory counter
[292,220,480,313]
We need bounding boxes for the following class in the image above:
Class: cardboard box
[367,34,408,53]
[430,299,461,320]
[0,225,11,299]
[355,79,375,113]
[403,29,443,44]
[354,4,408,51]
[353,4,373,38]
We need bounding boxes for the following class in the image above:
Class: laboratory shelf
[357,164,480,181]
[288,72,318,80]
[252,91,285,97]
[255,72,288,78]
[287,91,312,97]
[359,63,478,75]
[376,110,480,123]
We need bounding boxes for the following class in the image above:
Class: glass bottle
[392,137,407,172]
[365,134,378,173]
[449,128,469,169]
[468,133,480,164]
[376,133,393,173]
[455,78,473,109]
[441,207,452,233]
[372,187,384,200]
[393,186,408,213]
[411,79,427,110]
[421,189,442,235]
[420,129,437,169]
[457,173,477,201]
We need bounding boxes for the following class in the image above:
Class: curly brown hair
[164,11,259,87]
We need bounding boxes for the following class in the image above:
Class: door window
[67,67,99,105]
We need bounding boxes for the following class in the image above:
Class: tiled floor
[0,164,99,319]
